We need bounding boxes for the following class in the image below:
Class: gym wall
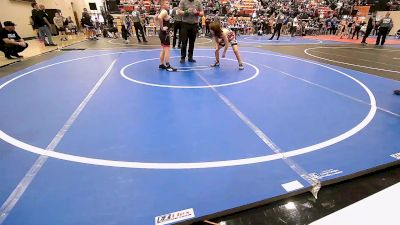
[0,0,102,38]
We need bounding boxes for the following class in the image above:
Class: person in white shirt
[53,12,67,41]
[291,16,298,37]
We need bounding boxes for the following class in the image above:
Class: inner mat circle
[120,56,260,89]
[108,38,213,47]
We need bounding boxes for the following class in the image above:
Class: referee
[178,0,204,63]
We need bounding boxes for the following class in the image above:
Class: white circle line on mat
[0,49,377,169]
[120,56,259,88]
[304,46,400,74]
[108,38,212,47]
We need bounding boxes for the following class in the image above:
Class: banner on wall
[354,6,371,17]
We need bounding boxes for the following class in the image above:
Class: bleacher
[143,0,151,11]
[118,0,256,16]
[221,0,256,16]
[119,0,152,11]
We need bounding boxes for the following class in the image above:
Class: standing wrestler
[158,0,177,72]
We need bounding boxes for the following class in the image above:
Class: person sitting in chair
[0,21,28,59]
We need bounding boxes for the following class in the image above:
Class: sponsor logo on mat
[155,208,195,225]
[308,169,343,180]
[390,152,400,160]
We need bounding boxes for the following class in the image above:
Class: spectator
[291,16,299,37]
[104,14,117,38]
[53,12,67,41]
[201,15,206,36]
[171,5,182,48]
[352,19,361,39]
[65,16,77,35]
[372,19,379,36]
[269,12,285,40]
[0,21,28,59]
[31,3,56,46]
[29,3,39,39]
[339,19,347,39]
[205,16,211,36]
[347,18,354,38]
[81,8,97,40]
[120,9,131,44]
[106,13,114,27]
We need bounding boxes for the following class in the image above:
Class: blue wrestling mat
[0,48,399,225]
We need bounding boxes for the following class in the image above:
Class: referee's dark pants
[376,27,389,46]
[361,27,373,43]
[173,21,182,48]
[134,22,147,42]
[180,22,198,60]
[270,23,282,40]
